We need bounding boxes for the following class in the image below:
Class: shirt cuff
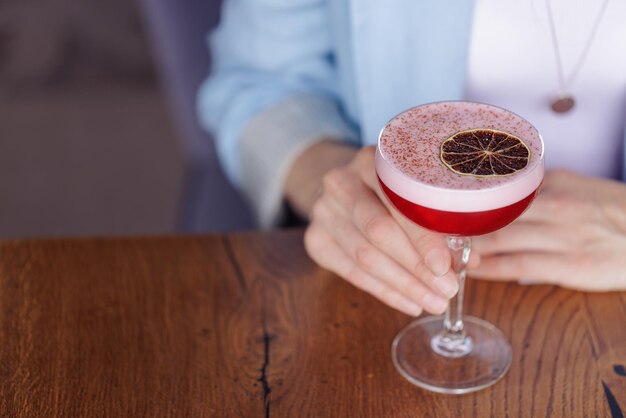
[240,95,359,228]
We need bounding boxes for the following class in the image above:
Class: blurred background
[0,0,252,238]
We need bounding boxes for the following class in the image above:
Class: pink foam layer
[376,102,544,212]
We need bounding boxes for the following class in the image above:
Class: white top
[465,0,626,179]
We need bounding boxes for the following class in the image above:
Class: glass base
[391,316,512,394]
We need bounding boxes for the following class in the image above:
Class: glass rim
[376,100,545,198]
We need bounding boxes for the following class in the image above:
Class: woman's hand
[299,144,471,316]
[471,170,626,291]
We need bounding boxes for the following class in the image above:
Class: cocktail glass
[375,101,545,394]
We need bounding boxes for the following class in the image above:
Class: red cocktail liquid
[379,178,539,236]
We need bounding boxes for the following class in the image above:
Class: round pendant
[551,96,575,113]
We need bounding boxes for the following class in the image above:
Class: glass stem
[431,236,473,358]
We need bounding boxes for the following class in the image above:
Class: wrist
[284,139,358,219]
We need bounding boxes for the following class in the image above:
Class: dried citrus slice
[440,129,530,177]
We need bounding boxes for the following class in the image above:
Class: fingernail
[422,293,448,313]
[433,275,458,298]
[425,249,449,277]
[518,277,538,285]
[399,299,422,316]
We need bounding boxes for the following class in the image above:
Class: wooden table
[0,230,625,417]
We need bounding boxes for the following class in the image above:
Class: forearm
[197,0,357,226]
[285,139,358,220]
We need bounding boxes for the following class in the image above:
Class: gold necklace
[545,0,611,113]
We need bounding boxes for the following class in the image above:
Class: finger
[349,189,459,298]
[317,209,451,313]
[322,165,459,298]
[350,154,464,279]
[473,222,572,255]
[387,200,483,271]
[517,186,585,224]
[347,266,427,316]
[322,166,366,215]
[353,147,482,272]
[394,216,481,270]
[517,190,555,222]
[304,224,424,316]
[467,251,481,269]
[468,252,567,285]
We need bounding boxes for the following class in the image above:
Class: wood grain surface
[0,229,624,417]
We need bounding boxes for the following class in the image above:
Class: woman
[198,0,626,316]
